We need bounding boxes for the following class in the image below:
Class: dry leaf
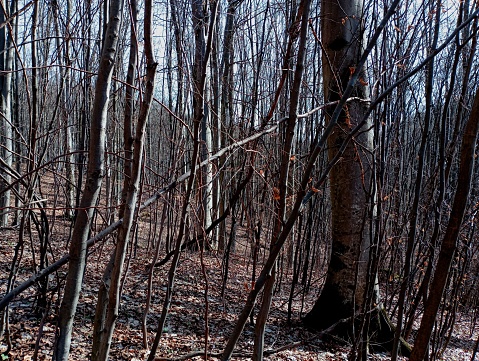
[345,117,352,128]
[273,187,280,200]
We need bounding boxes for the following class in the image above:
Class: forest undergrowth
[0,220,477,361]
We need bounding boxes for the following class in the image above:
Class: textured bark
[303,0,374,332]
[91,249,115,361]
[409,88,479,361]
[52,0,123,360]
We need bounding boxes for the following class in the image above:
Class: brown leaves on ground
[0,224,478,360]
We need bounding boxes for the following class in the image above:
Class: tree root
[303,306,412,357]
[374,306,412,357]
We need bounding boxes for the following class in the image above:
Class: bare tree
[410,84,479,361]
[0,0,15,227]
[303,0,375,334]
[91,0,157,358]
[53,0,124,359]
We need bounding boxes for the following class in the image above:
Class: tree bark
[303,0,374,332]
[52,0,124,360]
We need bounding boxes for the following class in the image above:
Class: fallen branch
[155,317,349,361]
[0,219,122,311]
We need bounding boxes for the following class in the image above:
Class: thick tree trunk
[52,1,123,360]
[303,0,374,332]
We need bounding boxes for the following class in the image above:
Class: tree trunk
[62,0,75,220]
[91,0,138,358]
[0,0,14,227]
[218,0,241,250]
[146,1,218,359]
[303,0,374,333]
[92,0,156,358]
[409,87,479,361]
[52,0,123,359]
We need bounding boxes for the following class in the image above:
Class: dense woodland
[1,0,479,360]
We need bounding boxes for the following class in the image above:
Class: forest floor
[1,221,478,361]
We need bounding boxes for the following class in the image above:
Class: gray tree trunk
[52,0,124,360]
[0,0,15,227]
[91,0,138,358]
[0,2,15,338]
[217,0,240,250]
[92,0,156,358]
[53,0,75,219]
[303,0,374,331]
[410,87,479,361]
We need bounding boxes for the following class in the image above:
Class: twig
[0,100,335,311]
[155,317,349,361]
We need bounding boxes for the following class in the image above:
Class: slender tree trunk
[199,0,214,247]
[52,0,75,220]
[0,0,14,227]
[218,0,241,250]
[91,1,138,359]
[253,1,310,359]
[28,0,39,188]
[92,0,156,359]
[147,1,218,359]
[391,3,441,358]
[0,1,18,327]
[409,88,479,361]
[53,0,124,359]
[76,0,93,215]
